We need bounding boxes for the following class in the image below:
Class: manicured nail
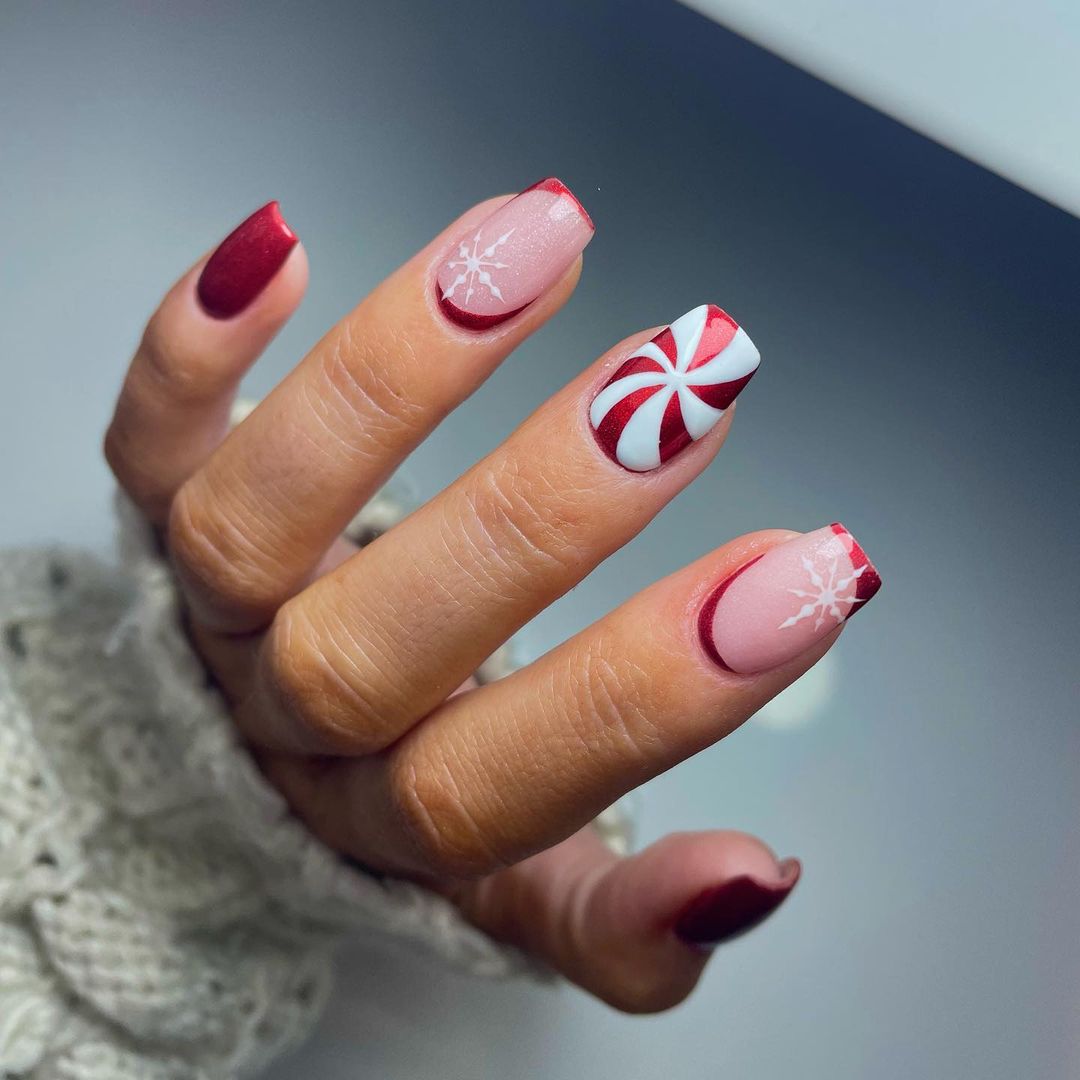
[700,523,881,674]
[589,304,760,472]
[197,201,299,319]
[436,177,594,331]
[674,858,801,949]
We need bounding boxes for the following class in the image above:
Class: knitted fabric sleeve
[0,489,640,1079]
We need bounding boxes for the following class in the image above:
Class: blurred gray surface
[1,2,1077,1078]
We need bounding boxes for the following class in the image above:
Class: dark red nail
[674,858,801,949]
[196,201,298,319]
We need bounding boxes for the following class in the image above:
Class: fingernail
[675,858,801,949]
[700,523,882,674]
[589,304,760,472]
[197,201,299,319]
[436,177,594,331]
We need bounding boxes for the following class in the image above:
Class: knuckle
[102,391,163,499]
[309,322,428,458]
[261,604,401,754]
[102,421,126,478]
[385,755,503,879]
[102,423,171,522]
[138,320,222,406]
[167,482,283,628]
[102,421,139,493]
[567,642,662,767]
[458,458,590,593]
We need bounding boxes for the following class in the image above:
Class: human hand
[105,184,879,1012]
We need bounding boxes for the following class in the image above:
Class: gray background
[2,2,1078,1078]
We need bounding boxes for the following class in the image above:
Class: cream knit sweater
[0,492,571,1078]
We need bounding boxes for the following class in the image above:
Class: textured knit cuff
[0,490,536,1078]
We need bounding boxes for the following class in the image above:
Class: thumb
[447,827,800,1013]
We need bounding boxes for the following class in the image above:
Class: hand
[104,185,880,1012]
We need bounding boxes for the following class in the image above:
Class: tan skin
[105,196,840,1012]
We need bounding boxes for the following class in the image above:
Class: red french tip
[434,177,593,333]
[196,200,298,320]
[673,858,801,949]
[830,521,882,610]
[436,294,529,330]
[520,176,595,231]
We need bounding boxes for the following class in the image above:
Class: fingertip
[601,830,800,949]
[778,855,802,887]
[276,238,310,305]
[567,831,801,1011]
[671,856,801,951]
[108,205,311,523]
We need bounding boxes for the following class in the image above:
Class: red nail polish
[196,201,298,319]
[674,858,801,949]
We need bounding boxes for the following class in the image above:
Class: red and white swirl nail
[699,523,882,674]
[589,304,760,472]
[436,178,594,331]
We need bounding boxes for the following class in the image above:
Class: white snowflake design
[441,228,516,304]
[778,554,866,631]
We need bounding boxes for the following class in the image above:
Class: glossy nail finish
[436,177,594,330]
[700,523,881,674]
[197,201,298,319]
[589,304,760,472]
[674,858,801,949]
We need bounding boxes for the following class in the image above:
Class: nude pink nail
[699,523,881,674]
[435,177,594,331]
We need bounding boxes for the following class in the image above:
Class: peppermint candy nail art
[589,305,761,472]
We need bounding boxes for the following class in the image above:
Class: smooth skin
[105,195,841,1012]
